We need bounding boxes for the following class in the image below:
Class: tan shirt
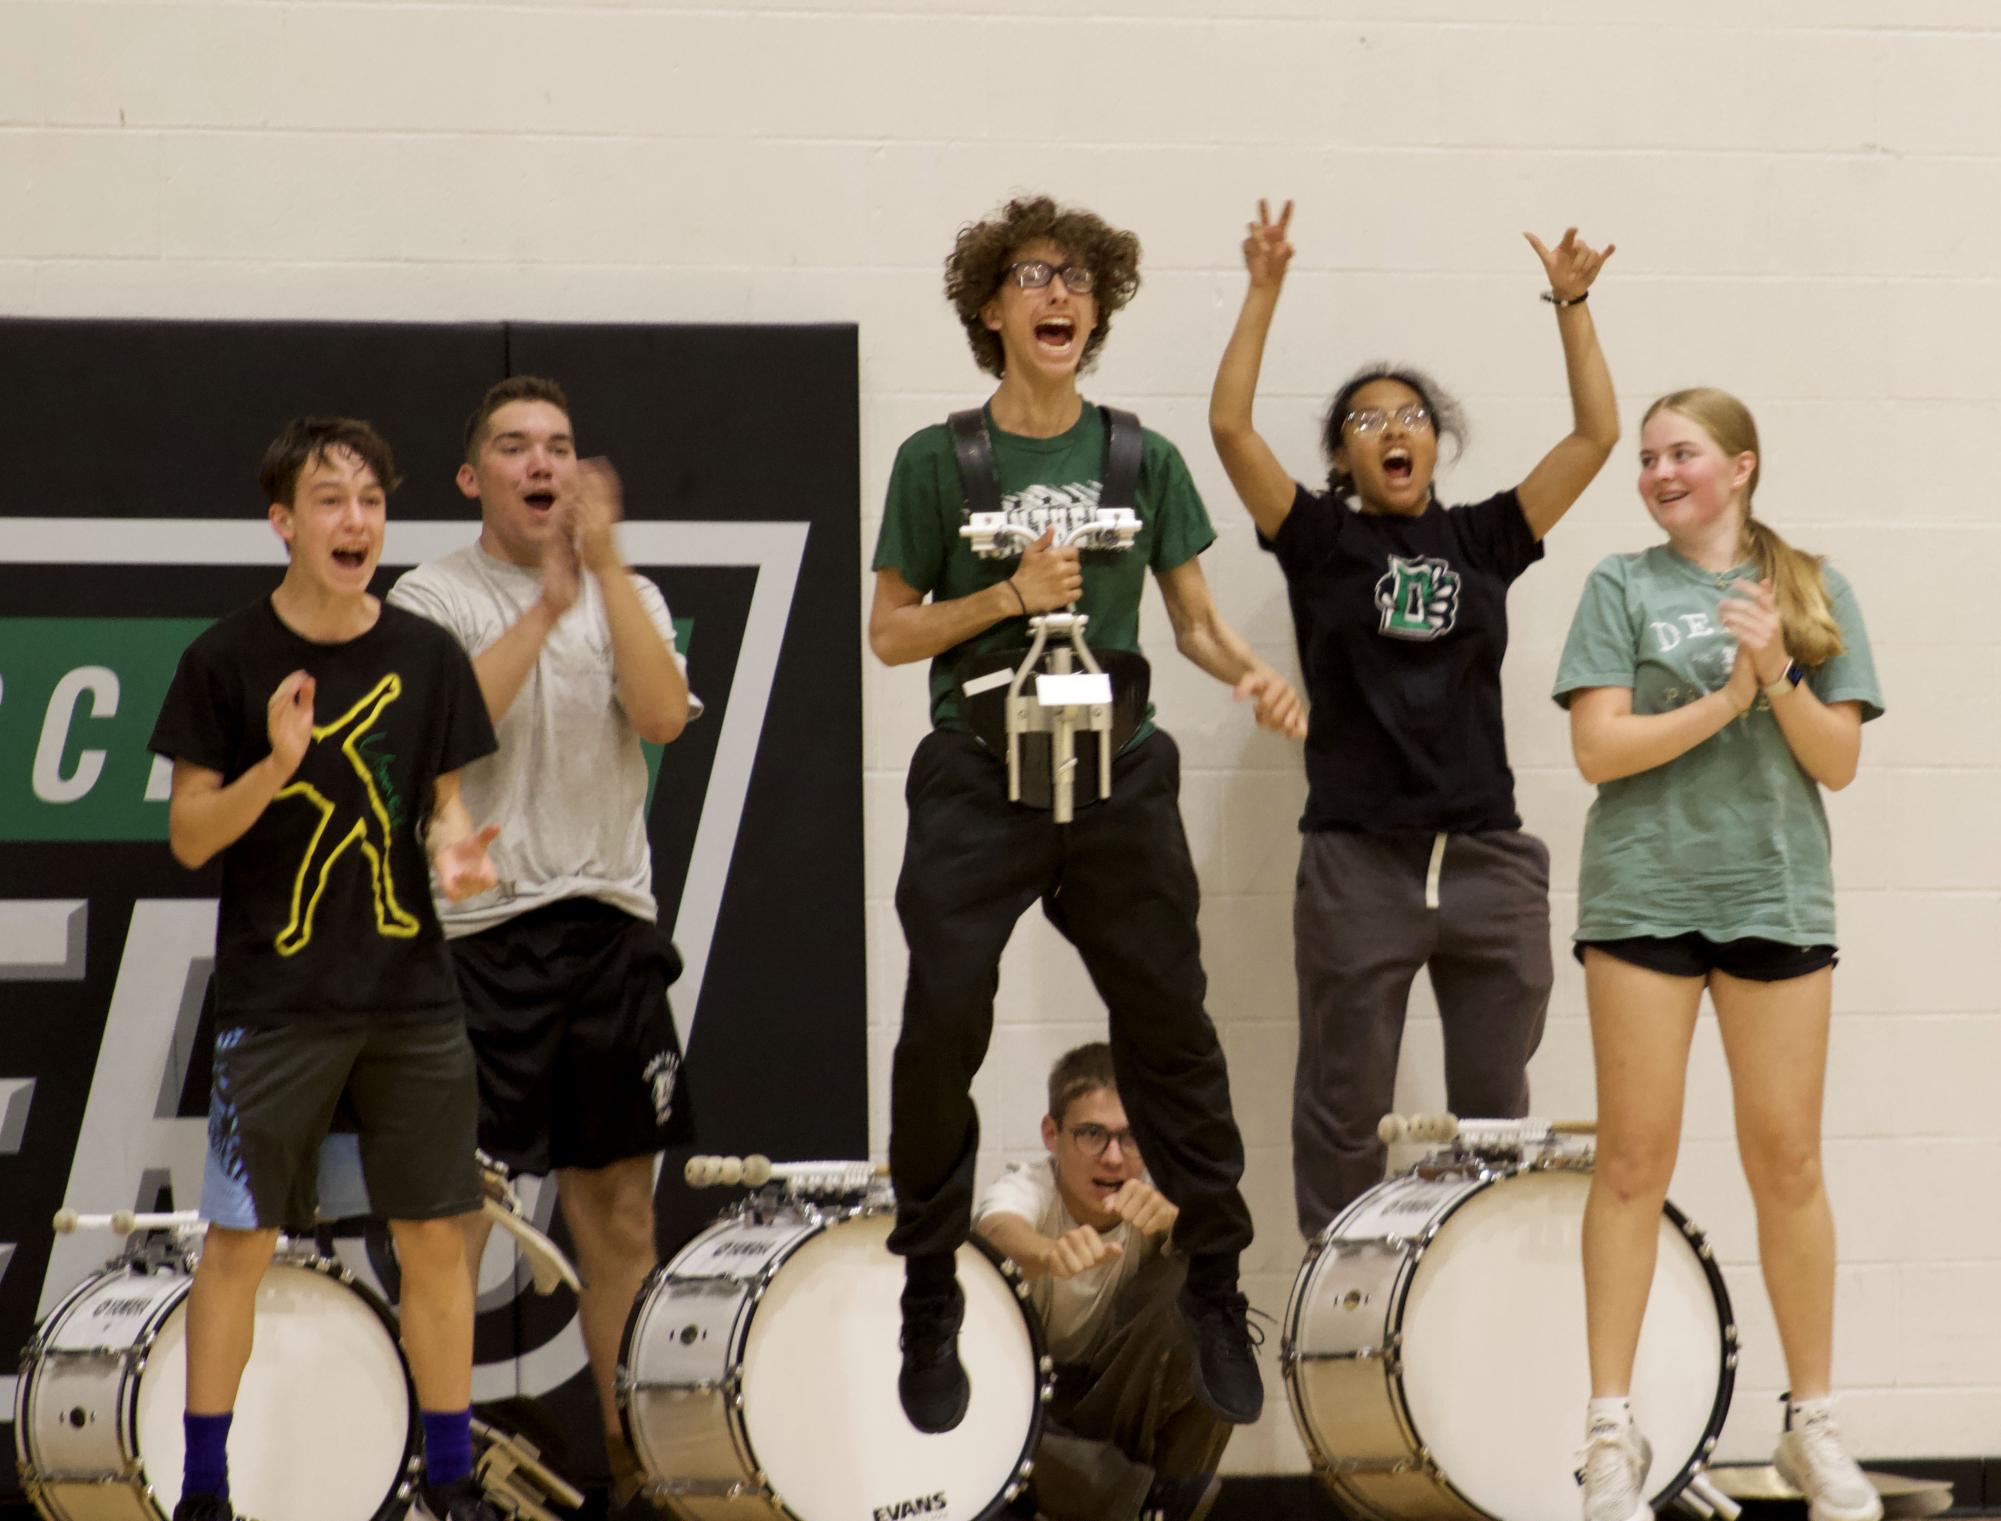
[976,1160,1159,1363]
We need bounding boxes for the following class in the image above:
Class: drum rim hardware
[619,1189,1053,1521]
[17,1245,422,1521]
[1282,1158,1739,1521]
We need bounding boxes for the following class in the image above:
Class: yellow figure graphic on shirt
[274,674,420,956]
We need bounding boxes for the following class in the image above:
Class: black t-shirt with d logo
[150,598,497,1026]
[1260,485,1542,833]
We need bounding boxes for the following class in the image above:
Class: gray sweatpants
[1029,1256,1232,1521]
[1292,828,1553,1238]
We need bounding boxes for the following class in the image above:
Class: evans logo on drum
[871,1491,948,1521]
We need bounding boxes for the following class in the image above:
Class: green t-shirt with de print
[1552,546,1885,948]
[871,401,1217,738]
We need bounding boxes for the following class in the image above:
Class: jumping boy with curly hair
[869,194,1304,1439]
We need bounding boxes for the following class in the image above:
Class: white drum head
[135,1262,413,1521]
[1396,1170,1724,1521]
[738,1212,1037,1521]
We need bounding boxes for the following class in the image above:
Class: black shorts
[1576,933,1838,982]
[449,898,693,1175]
[203,1017,481,1232]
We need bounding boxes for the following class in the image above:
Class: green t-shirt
[871,401,1217,735]
[1552,546,1884,947]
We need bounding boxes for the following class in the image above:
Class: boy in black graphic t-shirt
[149,418,503,1521]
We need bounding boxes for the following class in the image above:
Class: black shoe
[608,1489,670,1521]
[898,1279,970,1434]
[172,1496,235,1521]
[1176,1284,1265,1425]
[418,1476,502,1521]
[1142,1472,1223,1521]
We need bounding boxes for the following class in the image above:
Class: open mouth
[523,490,556,514]
[331,546,369,570]
[1383,447,1414,486]
[1034,316,1076,351]
[1090,1175,1124,1197]
[1655,488,1688,505]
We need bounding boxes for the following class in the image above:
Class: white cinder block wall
[7,0,1999,1473]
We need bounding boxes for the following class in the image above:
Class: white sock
[1587,1396,1633,1431]
[1789,1394,1834,1425]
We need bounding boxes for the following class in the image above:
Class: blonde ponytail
[1744,517,1844,668]
[1643,387,1847,669]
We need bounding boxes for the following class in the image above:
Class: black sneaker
[1142,1472,1223,1521]
[418,1476,503,1521]
[1176,1284,1265,1425]
[898,1279,970,1434]
[172,1496,235,1521]
[608,1489,670,1521]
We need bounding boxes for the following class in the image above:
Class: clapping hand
[1717,578,1788,685]
[435,824,501,902]
[565,457,625,575]
[266,671,316,780]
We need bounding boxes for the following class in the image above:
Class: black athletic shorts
[449,897,693,1175]
[1576,933,1838,982]
[203,1016,482,1233]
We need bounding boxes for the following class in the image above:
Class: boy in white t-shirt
[975,1044,1231,1521]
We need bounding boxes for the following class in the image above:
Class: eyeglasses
[1064,1122,1140,1157]
[1343,404,1432,435]
[1003,260,1097,295]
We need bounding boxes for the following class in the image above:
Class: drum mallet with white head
[683,1155,887,1193]
[53,1209,203,1235]
[1378,1114,1597,1148]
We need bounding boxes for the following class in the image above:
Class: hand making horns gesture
[1523,226,1615,303]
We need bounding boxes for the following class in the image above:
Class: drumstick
[52,1208,203,1235]
[1376,1113,1597,1146]
[481,1199,582,1296]
[683,1155,889,1191]
[472,1418,586,1510]
[1681,1471,1742,1521]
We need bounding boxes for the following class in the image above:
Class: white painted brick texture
[5,0,1997,1471]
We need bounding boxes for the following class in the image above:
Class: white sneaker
[1774,1403,1883,1521]
[1576,1418,1653,1521]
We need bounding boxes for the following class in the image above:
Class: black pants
[1034,1256,1232,1521]
[887,729,1251,1271]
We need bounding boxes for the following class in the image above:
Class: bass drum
[622,1196,1048,1521]
[1283,1162,1736,1521]
[16,1249,419,1521]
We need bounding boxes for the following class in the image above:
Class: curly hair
[1319,363,1467,503]
[944,196,1143,378]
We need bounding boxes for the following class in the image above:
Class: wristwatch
[1762,661,1803,699]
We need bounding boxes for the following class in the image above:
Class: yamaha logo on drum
[871,1490,949,1521]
